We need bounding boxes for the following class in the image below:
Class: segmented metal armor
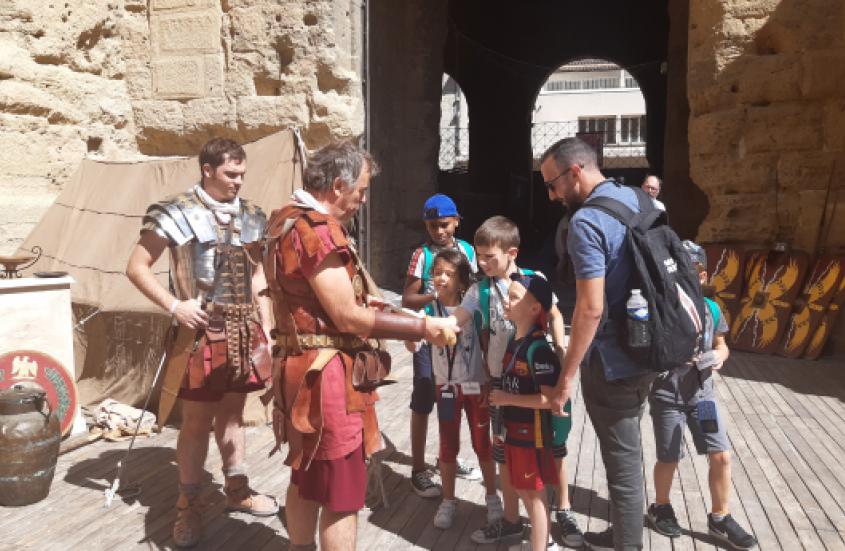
[142,188,268,376]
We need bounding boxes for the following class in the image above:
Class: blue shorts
[409,344,435,415]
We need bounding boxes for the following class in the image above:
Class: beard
[564,194,583,212]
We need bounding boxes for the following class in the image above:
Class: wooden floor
[3,344,845,550]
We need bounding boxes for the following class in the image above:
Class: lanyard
[435,299,458,384]
[491,275,507,308]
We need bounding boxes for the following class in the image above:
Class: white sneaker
[485,494,504,523]
[433,499,457,529]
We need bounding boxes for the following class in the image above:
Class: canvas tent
[18,130,303,419]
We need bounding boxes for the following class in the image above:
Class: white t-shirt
[460,269,557,378]
[430,305,486,385]
[652,197,666,211]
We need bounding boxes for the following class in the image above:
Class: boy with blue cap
[402,193,478,497]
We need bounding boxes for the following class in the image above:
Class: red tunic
[289,221,363,461]
[265,204,381,470]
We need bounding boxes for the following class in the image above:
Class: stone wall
[0,0,364,254]
[688,0,845,254]
[688,0,845,353]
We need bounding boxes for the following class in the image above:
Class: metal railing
[439,126,470,171]
[530,121,648,168]
[439,121,648,171]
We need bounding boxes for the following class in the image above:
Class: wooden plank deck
[3,345,845,550]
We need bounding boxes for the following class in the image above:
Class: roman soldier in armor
[126,138,278,548]
[264,142,459,551]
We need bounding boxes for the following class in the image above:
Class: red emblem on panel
[0,350,78,436]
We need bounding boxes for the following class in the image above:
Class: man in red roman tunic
[264,142,459,551]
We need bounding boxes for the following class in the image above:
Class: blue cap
[423,194,460,220]
[510,272,553,313]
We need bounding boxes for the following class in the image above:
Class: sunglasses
[543,164,582,190]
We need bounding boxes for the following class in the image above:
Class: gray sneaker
[708,513,757,550]
[583,528,614,551]
[554,508,584,548]
[410,469,441,498]
[435,458,482,481]
[509,543,560,551]
[470,518,525,544]
[648,503,682,538]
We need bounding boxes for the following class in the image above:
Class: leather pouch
[351,348,394,392]
[248,319,272,381]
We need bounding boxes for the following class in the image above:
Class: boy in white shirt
[452,216,582,547]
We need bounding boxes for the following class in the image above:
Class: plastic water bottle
[626,289,651,349]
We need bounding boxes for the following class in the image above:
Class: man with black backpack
[540,137,706,551]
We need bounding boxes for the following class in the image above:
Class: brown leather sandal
[173,492,203,548]
[224,475,279,517]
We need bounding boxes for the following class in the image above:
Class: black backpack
[582,182,706,372]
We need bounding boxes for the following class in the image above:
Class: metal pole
[359,0,372,269]
[103,344,168,507]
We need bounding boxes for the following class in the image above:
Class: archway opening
[439,75,469,172]
[531,58,649,177]
[524,58,650,280]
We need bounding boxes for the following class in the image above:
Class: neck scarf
[292,188,329,214]
[195,184,240,225]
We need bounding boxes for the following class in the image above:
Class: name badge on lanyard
[461,381,481,395]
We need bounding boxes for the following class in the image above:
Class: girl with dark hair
[425,249,501,530]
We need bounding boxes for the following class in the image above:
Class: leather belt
[274,333,370,351]
[209,303,255,316]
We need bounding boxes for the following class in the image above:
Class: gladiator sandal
[224,473,279,517]
[173,485,203,548]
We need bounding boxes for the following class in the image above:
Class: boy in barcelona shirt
[490,272,563,551]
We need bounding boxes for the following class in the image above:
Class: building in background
[439,58,647,172]
[531,59,648,168]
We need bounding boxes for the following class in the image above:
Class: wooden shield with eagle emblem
[730,250,809,354]
[777,255,845,358]
[803,270,845,360]
[703,244,746,331]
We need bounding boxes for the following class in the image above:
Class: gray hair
[540,137,597,171]
[643,174,663,187]
[303,141,380,193]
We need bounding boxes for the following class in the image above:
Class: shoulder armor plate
[142,190,217,245]
[240,200,267,244]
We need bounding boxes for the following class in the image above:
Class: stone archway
[367,0,701,285]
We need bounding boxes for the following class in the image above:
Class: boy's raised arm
[450,305,472,327]
[402,274,436,310]
[489,386,556,409]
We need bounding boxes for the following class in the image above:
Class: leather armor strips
[264,204,428,470]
